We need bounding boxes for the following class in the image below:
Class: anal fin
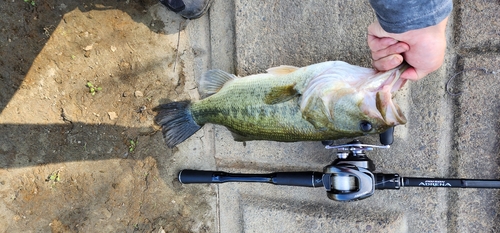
[230,132,251,142]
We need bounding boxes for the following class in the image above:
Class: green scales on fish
[154,61,408,148]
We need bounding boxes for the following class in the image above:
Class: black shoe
[159,0,213,19]
[159,0,185,12]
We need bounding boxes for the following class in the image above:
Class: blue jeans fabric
[369,0,453,33]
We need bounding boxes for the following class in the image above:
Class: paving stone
[240,196,407,233]
[209,0,236,72]
[448,54,500,232]
[455,1,500,50]
[233,0,376,75]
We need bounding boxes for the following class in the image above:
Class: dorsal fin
[198,69,237,98]
[266,65,299,76]
[264,83,298,105]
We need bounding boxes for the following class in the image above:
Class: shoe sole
[179,0,214,19]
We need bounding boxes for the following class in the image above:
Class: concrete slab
[203,1,468,232]
[455,0,500,50]
[171,0,500,232]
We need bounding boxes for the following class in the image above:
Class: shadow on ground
[0,0,216,232]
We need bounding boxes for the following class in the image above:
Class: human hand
[367,17,449,81]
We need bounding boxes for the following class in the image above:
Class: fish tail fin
[153,101,201,148]
[198,69,237,98]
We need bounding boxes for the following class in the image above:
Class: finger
[372,54,403,72]
[367,21,391,38]
[367,35,399,52]
[371,42,409,61]
[367,22,398,51]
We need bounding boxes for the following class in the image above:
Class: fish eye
[359,121,372,132]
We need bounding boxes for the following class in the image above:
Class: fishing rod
[177,128,500,202]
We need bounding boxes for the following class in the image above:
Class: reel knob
[379,126,395,146]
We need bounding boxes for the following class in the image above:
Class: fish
[154,61,408,148]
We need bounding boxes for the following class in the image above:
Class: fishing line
[173,20,186,72]
[446,67,498,96]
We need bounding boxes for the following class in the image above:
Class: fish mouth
[373,64,408,126]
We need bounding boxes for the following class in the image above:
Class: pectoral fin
[301,94,332,130]
[264,83,298,105]
[266,65,299,76]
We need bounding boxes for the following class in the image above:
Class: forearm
[369,0,453,33]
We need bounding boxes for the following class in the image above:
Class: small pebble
[137,106,146,113]
[134,91,143,97]
[108,112,118,120]
[84,44,93,51]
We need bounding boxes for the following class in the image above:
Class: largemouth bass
[154,61,407,148]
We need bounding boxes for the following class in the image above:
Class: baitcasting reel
[322,140,385,201]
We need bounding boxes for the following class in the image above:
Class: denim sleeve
[369,0,453,33]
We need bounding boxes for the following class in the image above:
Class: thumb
[400,67,429,81]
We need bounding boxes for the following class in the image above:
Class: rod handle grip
[273,172,324,187]
[178,170,224,184]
